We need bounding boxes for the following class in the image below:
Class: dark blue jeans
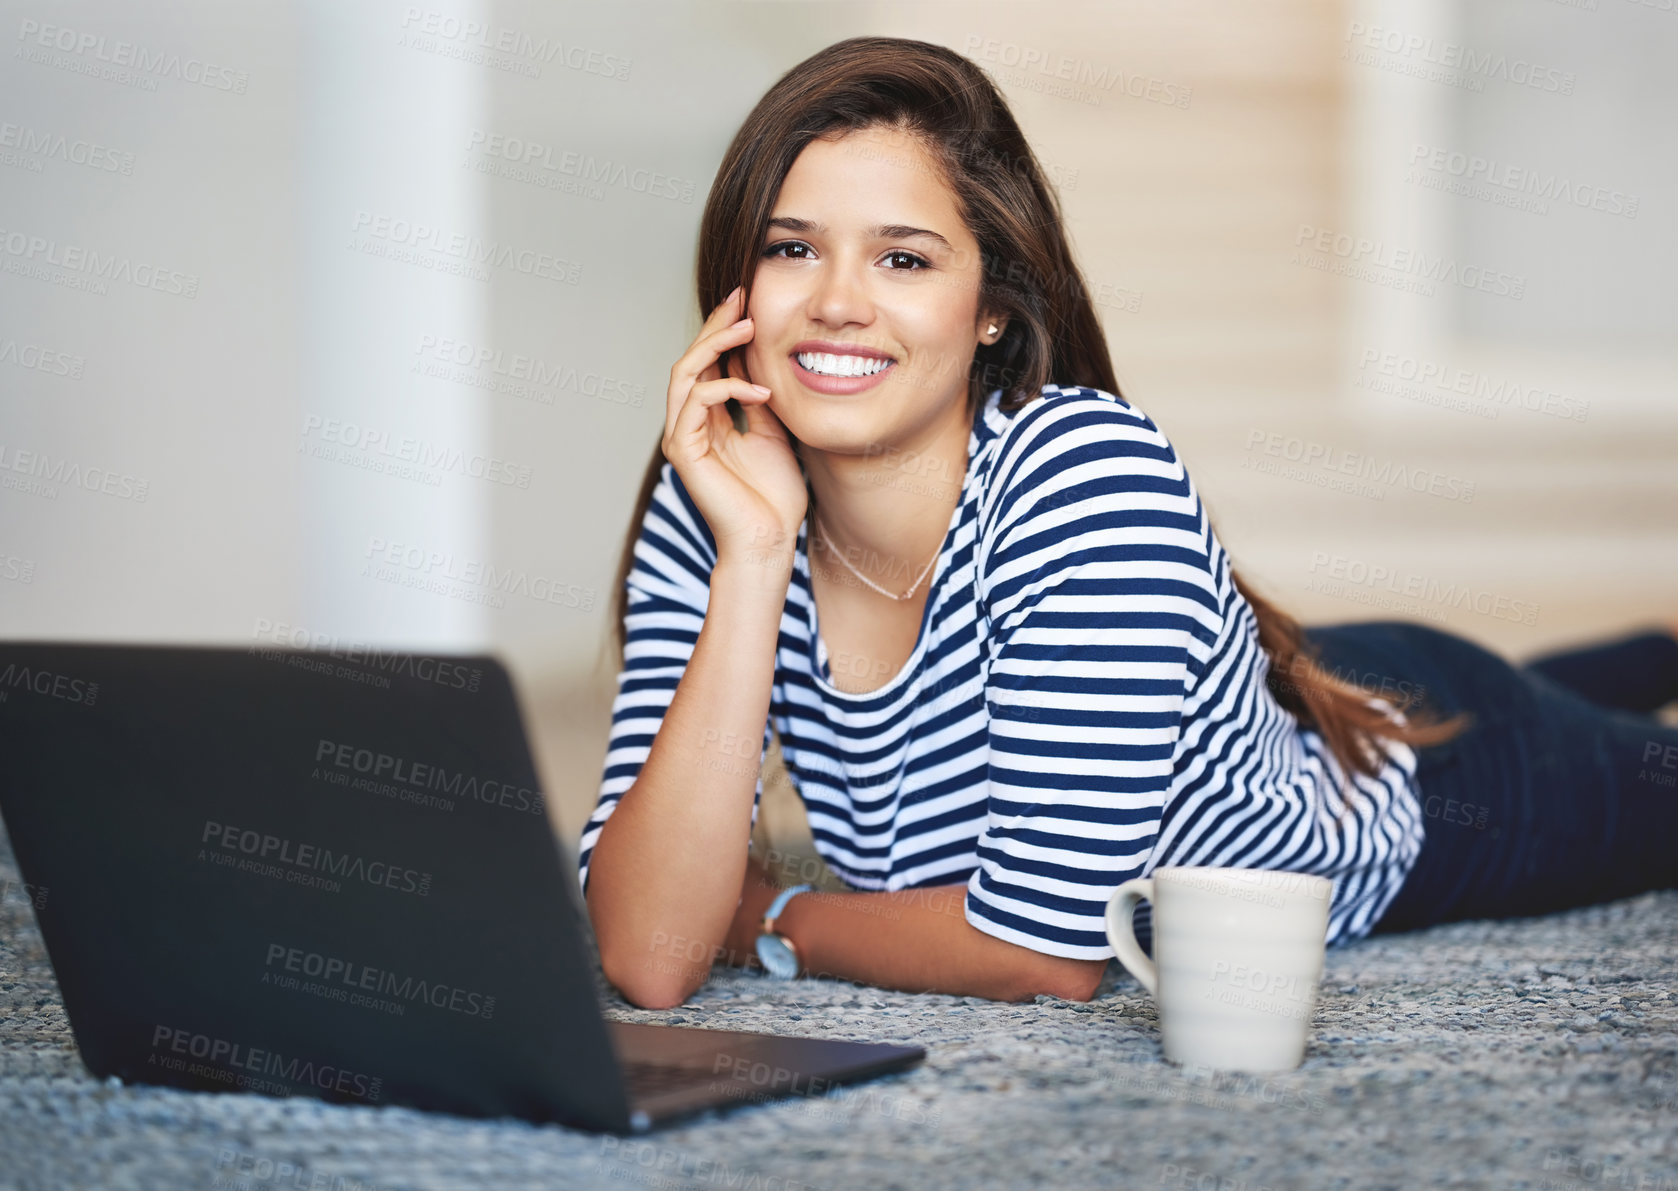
[1297,621,1678,933]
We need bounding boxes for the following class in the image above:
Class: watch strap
[762,883,813,933]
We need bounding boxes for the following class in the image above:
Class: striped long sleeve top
[578,384,1424,957]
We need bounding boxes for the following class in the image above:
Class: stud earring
[986,323,997,338]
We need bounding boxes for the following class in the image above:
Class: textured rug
[2,821,1675,1191]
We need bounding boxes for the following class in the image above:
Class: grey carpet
[2,822,1675,1191]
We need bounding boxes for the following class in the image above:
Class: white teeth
[796,351,892,378]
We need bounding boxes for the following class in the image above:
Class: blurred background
[4,0,1675,871]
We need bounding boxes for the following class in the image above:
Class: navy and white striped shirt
[579,384,1422,957]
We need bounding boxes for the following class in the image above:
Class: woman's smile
[788,339,899,394]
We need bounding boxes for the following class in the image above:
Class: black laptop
[0,641,924,1133]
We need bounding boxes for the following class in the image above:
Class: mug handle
[1104,878,1157,995]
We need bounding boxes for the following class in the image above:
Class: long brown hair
[605,35,1470,792]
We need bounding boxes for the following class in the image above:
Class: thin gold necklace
[813,514,941,601]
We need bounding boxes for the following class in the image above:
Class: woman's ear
[980,313,1009,345]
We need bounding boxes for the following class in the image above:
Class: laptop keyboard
[620,1059,721,1097]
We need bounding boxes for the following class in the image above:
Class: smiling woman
[575,35,1678,1012]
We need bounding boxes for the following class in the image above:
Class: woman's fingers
[679,285,749,386]
[704,284,744,329]
[736,385,789,445]
[653,285,806,560]
[666,313,755,442]
[664,376,773,464]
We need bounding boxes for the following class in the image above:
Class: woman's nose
[808,260,875,326]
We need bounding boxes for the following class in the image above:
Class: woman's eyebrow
[766,216,952,252]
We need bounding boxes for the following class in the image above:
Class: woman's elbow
[590,913,709,1008]
[1026,957,1107,1003]
[1054,977,1100,1003]
[585,881,712,1008]
[601,949,709,1009]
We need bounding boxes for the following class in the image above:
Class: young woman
[577,36,1678,1009]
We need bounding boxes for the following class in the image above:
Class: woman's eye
[760,242,929,271]
[883,250,929,271]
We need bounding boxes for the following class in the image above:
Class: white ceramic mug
[1104,866,1333,1072]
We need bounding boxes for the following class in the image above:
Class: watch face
[755,933,799,979]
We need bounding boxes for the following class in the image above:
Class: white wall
[1342,0,1678,419]
[4,3,309,637]
[1,0,491,650]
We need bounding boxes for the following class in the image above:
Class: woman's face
[742,125,1002,453]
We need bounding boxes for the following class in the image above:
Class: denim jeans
[1297,620,1678,933]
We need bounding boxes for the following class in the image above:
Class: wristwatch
[754,883,813,979]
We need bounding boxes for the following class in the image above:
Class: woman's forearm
[722,876,1108,1003]
[585,553,793,1008]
